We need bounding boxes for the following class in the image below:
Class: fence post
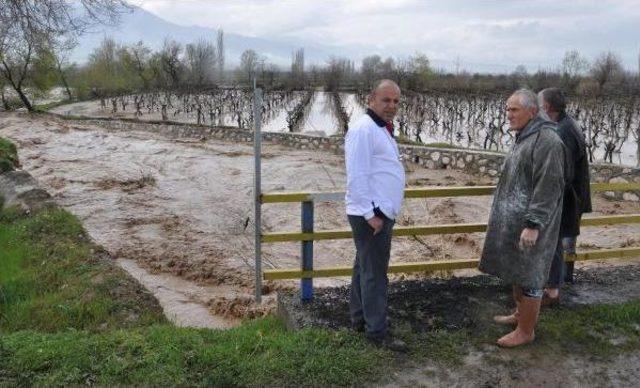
[301,201,314,301]
[253,86,263,304]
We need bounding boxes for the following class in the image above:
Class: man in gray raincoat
[479,88,565,348]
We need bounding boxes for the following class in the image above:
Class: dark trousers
[547,236,578,287]
[348,214,394,340]
[547,237,565,288]
[562,236,577,283]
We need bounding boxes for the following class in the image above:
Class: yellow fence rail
[260,182,640,203]
[264,247,640,280]
[262,214,640,243]
[261,182,640,282]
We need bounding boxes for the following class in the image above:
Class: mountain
[71,5,343,68]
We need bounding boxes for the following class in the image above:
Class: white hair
[512,88,539,110]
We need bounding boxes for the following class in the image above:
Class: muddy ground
[280,265,640,333]
[280,263,640,387]
[1,110,639,324]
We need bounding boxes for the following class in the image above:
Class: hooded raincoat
[479,116,565,289]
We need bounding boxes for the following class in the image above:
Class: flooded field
[49,90,640,166]
[1,111,639,326]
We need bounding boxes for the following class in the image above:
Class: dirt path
[1,111,639,327]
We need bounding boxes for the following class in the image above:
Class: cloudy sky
[134,0,640,73]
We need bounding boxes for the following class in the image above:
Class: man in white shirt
[345,79,406,350]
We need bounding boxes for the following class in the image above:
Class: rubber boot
[497,295,540,348]
[493,286,522,326]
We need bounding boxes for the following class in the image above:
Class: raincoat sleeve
[524,133,565,230]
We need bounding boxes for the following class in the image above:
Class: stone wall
[64,116,639,200]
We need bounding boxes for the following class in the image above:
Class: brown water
[117,258,240,328]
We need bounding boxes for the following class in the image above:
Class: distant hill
[71,5,343,68]
[70,5,500,73]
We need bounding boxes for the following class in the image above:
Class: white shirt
[345,113,405,220]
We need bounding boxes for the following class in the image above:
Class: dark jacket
[479,117,565,289]
[557,113,592,237]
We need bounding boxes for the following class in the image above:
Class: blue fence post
[301,200,314,301]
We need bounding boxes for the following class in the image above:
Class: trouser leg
[546,235,565,288]
[348,214,394,339]
[563,236,577,283]
[349,217,364,328]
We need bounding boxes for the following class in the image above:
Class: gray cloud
[136,0,640,72]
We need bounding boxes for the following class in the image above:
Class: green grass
[0,137,18,173]
[409,329,472,365]
[0,207,165,332]
[0,207,390,386]
[33,99,74,112]
[424,141,459,149]
[537,301,640,356]
[0,319,388,386]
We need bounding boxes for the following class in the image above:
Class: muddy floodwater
[1,112,639,327]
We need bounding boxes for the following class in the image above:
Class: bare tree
[511,65,529,88]
[52,38,76,99]
[325,56,355,91]
[0,27,37,110]
[393,58,412,90]
[405,53,432,91]
[266,62,281,89]
[0,76,7,110]
[379,57,395,80]
[591,51,624,94]
[291,47,305,89]
[160,38,183,88]
[127,41,152,90]
[239,49,258,84]
[561,49,589,90]
[0,0,129,110]
[562,50,589,78]
[361,55,382,89]
[184,39,217,88]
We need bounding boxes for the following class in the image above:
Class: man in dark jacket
[539,88,593,303]
[479,89,565,347]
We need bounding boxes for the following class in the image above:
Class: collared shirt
[365,108,394,137]
[345,110,405,220]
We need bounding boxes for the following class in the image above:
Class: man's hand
[367,216,383,235]
[519,228,539,250]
